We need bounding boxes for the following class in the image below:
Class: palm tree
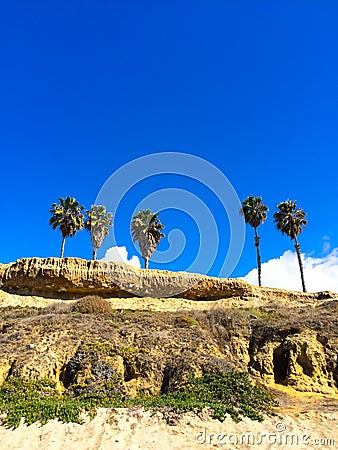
[240,196,268,286]
[273,200,307,292]
[85,205,113,260]
[49,196,85,258]
[131,209,165,269]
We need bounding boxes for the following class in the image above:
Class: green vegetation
[240,307,275,320]
[0,372,278,428]
[49,196,85,258]
[0,378,87,428]
[85,205,113,260]
[240,196,268,287]
[273,200,308,292]
[175,316,200,327]
[130,209,165,269]
[146,372,278,423]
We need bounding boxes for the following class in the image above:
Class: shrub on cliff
[74,295,113,314]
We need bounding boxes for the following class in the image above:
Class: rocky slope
[0,257,337,399]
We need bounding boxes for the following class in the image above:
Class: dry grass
[44,302,74,314]
[188,308,249,353]
[43,296,113,315]
[73,295,113,314]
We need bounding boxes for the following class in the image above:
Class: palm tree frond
[240,195,268,228]
[85,205,113,259]
[49,196,85,257]
[130,209,165,267]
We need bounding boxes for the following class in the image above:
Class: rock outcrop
[249,329,338,394]
[0,257,336,302]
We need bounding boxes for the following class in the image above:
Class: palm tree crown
[240,196,268,286]
[240,196,268,228]
[273,200,307,240]
[85,205,113,260]
[273,199,308,292]
[49,196,85,258]
[131,209,165,269]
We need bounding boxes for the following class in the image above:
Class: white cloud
[101,246,141,268]
[322,236,331,254]
[243,248,338,293]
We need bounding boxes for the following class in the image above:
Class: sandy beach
[0,403,336,450]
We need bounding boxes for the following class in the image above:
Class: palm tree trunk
[144,258,148,269]
[294,238,306,293]
[60,236,66,258]
[93,248,97,260]
[254,227,262,287]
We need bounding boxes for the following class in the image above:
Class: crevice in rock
[296,344,314,377]
[59,363,68,387]
[273,345,289,384]
[333,363,338,388]
[60,352,84,388]
[5,360,16,381]
[123,362,137,382]
[161,365,176,394]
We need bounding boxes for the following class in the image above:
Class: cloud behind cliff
[101,246,141,268]
[243,248,338,293]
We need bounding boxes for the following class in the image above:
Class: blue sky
[1,1,337,290]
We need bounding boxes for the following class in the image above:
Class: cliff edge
[0,257,335,302]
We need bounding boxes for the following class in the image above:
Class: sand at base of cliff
[0,289,321,312]
[0,406,336,450]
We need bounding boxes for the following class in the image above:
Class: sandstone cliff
[0,295,337,398]
[0,257,337,402]
[0,257,334,302]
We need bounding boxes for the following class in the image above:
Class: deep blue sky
[1,1,337,278]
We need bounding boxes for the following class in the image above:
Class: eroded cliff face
[0,257,333,303]
[0,257,248,299]
[0,298,337,397]
[249,328,338,394]
[0,308,243,397]
[0,258,337,398]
